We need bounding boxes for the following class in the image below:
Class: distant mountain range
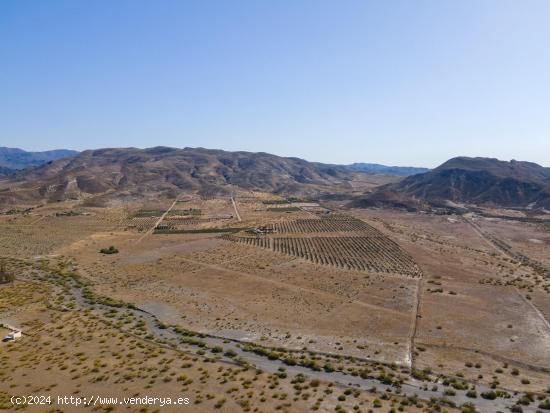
[0,146,427,177]
[347,163,429,176]
[356,157,550,210]
[3,147,547,211]
[0,147,79,171]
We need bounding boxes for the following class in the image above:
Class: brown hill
[0,147,360,204]
[355,157,550,210]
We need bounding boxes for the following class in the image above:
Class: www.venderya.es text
[10,395,190,407]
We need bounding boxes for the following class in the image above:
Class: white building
[2,325,21,341]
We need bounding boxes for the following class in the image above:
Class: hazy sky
[1,1,549,167]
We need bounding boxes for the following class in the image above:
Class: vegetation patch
[99,246,119,254]
[154,227,244,234]
[267,207,301,212]
[0,260,15,284]
[134,209,165,217]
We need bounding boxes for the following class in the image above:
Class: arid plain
[1,189,550,412]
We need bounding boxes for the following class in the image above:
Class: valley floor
[1,193,550,412]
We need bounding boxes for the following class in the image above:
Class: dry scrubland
[1,193,550,412]
[351,209,550,392]
[1,259,415,413]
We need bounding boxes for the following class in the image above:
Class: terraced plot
[159,216,233,229]
[224,216,422,277]
[126,216,158,231]
[275,215,381,234]
[274,236,420,275]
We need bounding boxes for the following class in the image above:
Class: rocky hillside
[0,147,361,204]
[356,157,550,210]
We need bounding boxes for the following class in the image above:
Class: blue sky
[1,0,549,167]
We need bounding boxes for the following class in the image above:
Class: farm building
[2,324,22,342]
[8,330,22,340]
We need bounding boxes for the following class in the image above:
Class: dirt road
[137,196,181,242]
[231,194,242,221]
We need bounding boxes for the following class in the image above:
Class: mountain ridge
[0,147,79,170]
[356,156,550,210]
[1,146,363,204]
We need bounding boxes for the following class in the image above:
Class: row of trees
[275,216,380,235]
[224,233,421,277]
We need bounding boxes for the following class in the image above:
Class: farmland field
[224,215,421,276]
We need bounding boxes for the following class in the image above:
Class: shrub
[214,398,226,408]
[0,261,15,284]
[99,246,119,254]
[461,403,476,413]
[481,391,497,400]
[224,349,237,358]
